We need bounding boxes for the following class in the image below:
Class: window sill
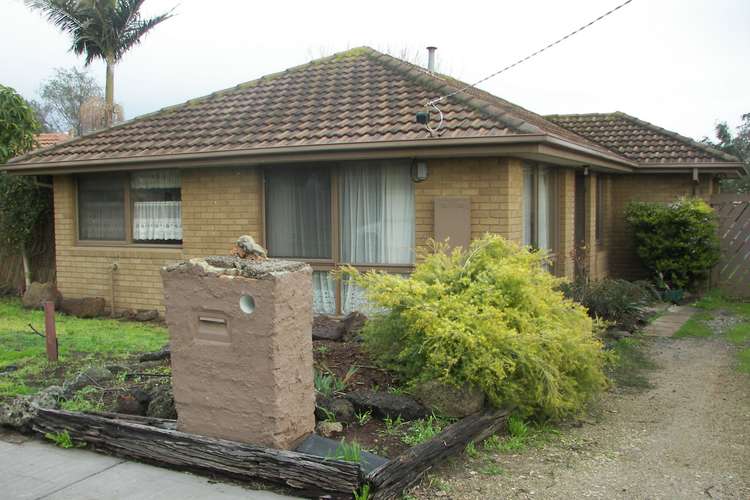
[70,244,184,259]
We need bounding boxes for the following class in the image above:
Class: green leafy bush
[625,198,720,289]
[560,279,655,331]
[342,235,608,421]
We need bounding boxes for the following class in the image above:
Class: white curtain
[133,201,182,240]
[313,271,336,314]
[340,161,414,313]
[538,168,551,251]
[340,161,414,265]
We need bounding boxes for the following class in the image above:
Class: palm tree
[26,0,173,128]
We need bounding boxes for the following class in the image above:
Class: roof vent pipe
[427,46,437,72]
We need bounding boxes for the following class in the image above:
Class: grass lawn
[674,290,750,373]
[0,298,167,399]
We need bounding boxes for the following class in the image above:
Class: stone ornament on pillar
[161,255,314,450]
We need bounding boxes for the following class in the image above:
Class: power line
[423,0,634,134]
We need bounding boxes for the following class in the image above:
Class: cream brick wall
[416,157,524,255]
[609,173,715,279]
[53,166,264,314]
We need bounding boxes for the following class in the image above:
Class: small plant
[315,345,330,355]
[401,414,446,446]
[508,415,529,439]
[318,406,337,423]
[60,387,104,413]
[353,483,370,500]
[44,430,81,449]
[314,365,358,397]
[560,278,653,331]
[382,415,403,436]
[354,409,372,426]
[386,385,405,395]
[482,434,503,451]
[328,439,362,463]
[465,440,479,458]
[479,463,505,476]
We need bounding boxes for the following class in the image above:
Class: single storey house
[5,47,743,315]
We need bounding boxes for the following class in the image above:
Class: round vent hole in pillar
[239,294,255,315]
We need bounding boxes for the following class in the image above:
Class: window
[77,169,182,245]
[522,164,556,252]
[595,175,605,244]
[265,160,415,314]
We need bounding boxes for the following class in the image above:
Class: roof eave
[1,134,638,175]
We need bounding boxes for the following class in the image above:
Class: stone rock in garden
[345,390,428,421]
[63,367,114,397]
[315,420,343,438]
[60,297,106,318]
[0,386,63,431]
[139,344,171,363]
[134,309,159,322]
[341,311,367,340]
[312,315,345,341]
[607,329,632,340]
[116,388,151,416]
[0,365,18,376]
[315,394,355,423]
[21,282,62,310]
[413,381,485,419]
[147,385,177,419]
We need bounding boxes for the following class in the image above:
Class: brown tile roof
[35,133,70,148]
[8,47,622,168]
[546,112,738,165]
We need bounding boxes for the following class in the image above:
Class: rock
[345,390,428,421]
[312,315,345,341]
[21,282,62,310]
[60,297,106,318]
[147,385,177,419]
[116,388,151,416]
[234,235,267,259]
[63,367,114,397]
[139,344,171,363]
[105,364,128,375]
[134,309,159,322]
[607,329,632,341]
[1,386,64,431]
[341,311,367,340]
[0,365,18,376]
[315,394,355,423]
[413,381,485,419]
[315,421,344,438]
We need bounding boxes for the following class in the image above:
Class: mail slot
[161,256,315,449]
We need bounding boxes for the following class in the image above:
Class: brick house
[4,48,743,315]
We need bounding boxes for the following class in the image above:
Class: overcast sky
[3,0,748,141]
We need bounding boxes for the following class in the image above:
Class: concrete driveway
[0,434,299,500]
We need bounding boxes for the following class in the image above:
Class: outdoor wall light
[411,159,429,183]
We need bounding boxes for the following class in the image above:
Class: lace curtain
[131,170,182,241]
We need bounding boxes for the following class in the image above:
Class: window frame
[74,171,183,248]
[262,162,416,315]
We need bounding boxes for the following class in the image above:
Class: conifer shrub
[341,235,608,421]
[624,197,720,290]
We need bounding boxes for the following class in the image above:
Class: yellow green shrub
[342,235,608,421]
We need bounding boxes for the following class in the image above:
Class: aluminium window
[77,169,182,245]
[264,160,415,315]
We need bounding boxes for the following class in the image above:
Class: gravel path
[411,337,750,499]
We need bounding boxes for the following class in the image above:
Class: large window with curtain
[522,164,556,254]
[265,160,415,315]
[77,169,182,245]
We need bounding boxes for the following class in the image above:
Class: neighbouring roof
[546,112,739,165]
[7,47,623,169]
[35,133,70,149]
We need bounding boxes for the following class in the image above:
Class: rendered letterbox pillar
[161,256,315,449]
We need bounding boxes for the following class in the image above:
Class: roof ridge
[9,47,375,165]
[612,111,740,163]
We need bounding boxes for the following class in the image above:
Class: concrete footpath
[0,434,299,500]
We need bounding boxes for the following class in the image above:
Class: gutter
[2,134,637,175]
